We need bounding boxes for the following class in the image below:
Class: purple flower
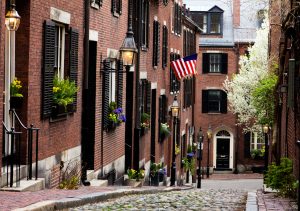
[187,152,194,157]
[118,107,123,113]
[119,114,126,122]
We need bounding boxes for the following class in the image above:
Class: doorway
[216,138,230,169]
[81,41,97,173]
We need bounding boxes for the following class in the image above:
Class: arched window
[216,130,230,137]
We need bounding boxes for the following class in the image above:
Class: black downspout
[234,45,239,174]
[81,0,90,184]
[84,0,90,89]
[133,0,141,170]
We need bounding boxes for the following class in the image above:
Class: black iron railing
[2,109,40,187]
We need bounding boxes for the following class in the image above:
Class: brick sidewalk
[257,190,298,211]
[208,173,264,180]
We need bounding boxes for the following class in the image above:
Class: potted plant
[175,145,180,155]
[141,112,150,128]
[52,75,78,116]
[160,123,171,140]
[107,101,126,130]
[250,147,265,160]
[125,168,144,187]
[150,162,162,186]
[10,77,23,109]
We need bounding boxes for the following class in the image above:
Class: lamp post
[170,95,179,186]
[5,4,21,31]
[206,125,212,178]
[197,128,203,188]
[120,0,137,69]
[263,124,269,172]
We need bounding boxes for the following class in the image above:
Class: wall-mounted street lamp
[206,125,212,178]
[170,95,180,186]
[5,4,21,31]
[119,0,137,67]
[263,124,269,172]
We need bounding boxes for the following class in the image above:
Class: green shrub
[265,157,297,198]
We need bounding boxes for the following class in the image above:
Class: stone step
[86,170,95,181]
[0,178,45,192]
[213,170,233,174]
[89,179,108,187]
[1,165,27,188]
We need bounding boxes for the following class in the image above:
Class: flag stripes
[171,53,197,80]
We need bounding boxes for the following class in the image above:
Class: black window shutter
[117,60,123,108]
[158,95,163,141]
[244,132,251,158]
[220,90,227,113]
[203,53,209,73]
[153,21,158,67]
[170,53,174,92]
[42,20,56,119]
[137,80,142,128]
[221,53,228,74]
[118,0,122,14]
[179,5,182,35]
[162,95,167,123]
[162,26,168,69]
[69,27,79,112]
[146,81,151,114]
[183,79,187,108]
[157,22,161,65]
[102,60,111,129]
[288,59,295,108]
[202,90,208,113]
[111,0,116,13]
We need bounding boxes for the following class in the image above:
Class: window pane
[210,13,221,33]
[208,90,221,112]
[209,54,221,72]
[199,14,207,33]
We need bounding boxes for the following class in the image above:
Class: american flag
[171,53,197,80]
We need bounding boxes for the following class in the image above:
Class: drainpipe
[133,0,141,170]
[234,44,239,174]
[84,0,90,89]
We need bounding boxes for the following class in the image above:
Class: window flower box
[10,96,23,109]
[10,78,23,109]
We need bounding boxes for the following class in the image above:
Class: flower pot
[10,96,23,109]
[52,104,68,117]
[107,121,118,131]
[150,173,159,186]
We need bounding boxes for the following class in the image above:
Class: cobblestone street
[70,189,247,211]
[70,179,262,210]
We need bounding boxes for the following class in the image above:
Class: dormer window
[191,6,223,35]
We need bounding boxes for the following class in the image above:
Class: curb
[13,186,193,211]
[245,191,258,211]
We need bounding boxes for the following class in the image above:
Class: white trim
[181,130,185,136]
[206,50,222,53]
[151,82,157,89]
[170,48,174,52]
[160,89,166,95]
[89,30,98,41]
[50,7,71,24]
[154,16,158,21]
[140,71,147,79]
[213,130,234,170]
[163,21,167,26]
[185,119,188,124]
[107,48,119,59]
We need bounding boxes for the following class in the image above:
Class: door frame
[213,130,234,169]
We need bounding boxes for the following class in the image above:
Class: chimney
[233,0,240,27]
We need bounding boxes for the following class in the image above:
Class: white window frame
[54,24,65,79]
[209,54,221,73]
[250,132,265,150]
[109,59,117,103]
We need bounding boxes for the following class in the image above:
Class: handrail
[10,109,27,130]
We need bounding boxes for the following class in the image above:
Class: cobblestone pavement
[70,189,248,211]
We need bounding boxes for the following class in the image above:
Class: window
[183,78,193,108]
[170,53,180,93]
[162,25,168,69]
[91,0,103,9]
[183,29,196,57]
[172,2,181,35]
[163,0,168,6]
[244,132,265,158]
[257,10,266,28]
[159,95,168,141]
[111,0,122,16]
[191,6,223,35]
[141,0,149,48]
[199,14,207,33]
[153,20,160,67]
[54,25,66,79]
[42,20,79,118]
[102,59,124,129]
[202,53,227,74]
[140,79,151,116]
[202,90,227,113]
[210,13,221,33]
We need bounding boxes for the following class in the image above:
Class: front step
[89,179,108,187]
[1,178,45,192]
[1,165,27,188]
[86,170,95,181]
